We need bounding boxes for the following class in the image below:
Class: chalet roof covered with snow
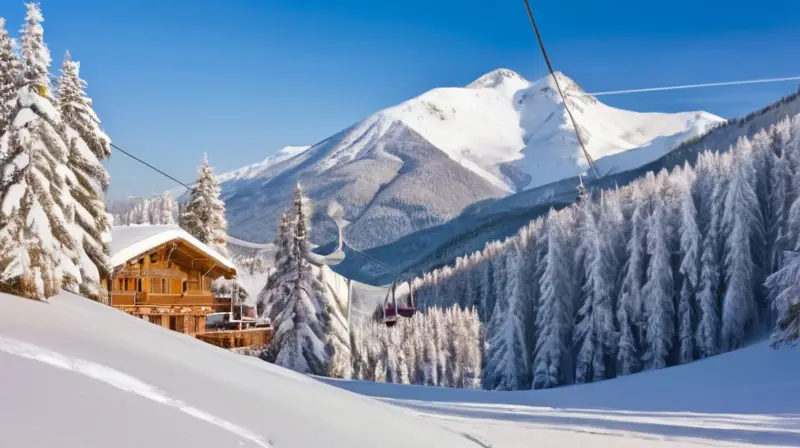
[109,225,236,271]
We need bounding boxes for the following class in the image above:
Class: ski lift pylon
[382,279,416,327]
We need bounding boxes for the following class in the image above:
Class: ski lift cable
[111,141,412,283]
[588,75,800,96]
[520,0,601,180]
[111,142,193,191]
[341,240,408,282]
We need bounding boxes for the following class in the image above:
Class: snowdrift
[323,341,800,447]
[0,292,476,448]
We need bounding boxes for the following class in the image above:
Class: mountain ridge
[200,69,723,249]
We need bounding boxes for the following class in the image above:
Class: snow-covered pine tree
[464,252,481,310]
[0,17,21,136]
[258,212,291,320]
[19,2,51,95]
[422,320,439,385]
[694,153,726,358]
[533,209,577,389]
[677,169,701,364]
[181,154,228,257]
[56,52,113,300]
[574,198,616,383]
[462,306,483,389]
[765,250,800,347]
[148,192,176,225]
[266,184,351,376]
[491,249,507,317]
[0,86,80,299]
[56,51,111,160]
[641,194,675,370]
[0,4,112,300]
[482,242,530,390]
[131,198,150,225]
[270,193,329,373]
[617,185,648,376]
[478,251,494,320]
[766,120,793,275]
[785,117,800,233]
[721,139,762,351]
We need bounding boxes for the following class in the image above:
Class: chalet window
[137,279,142,292]
[150,278,160,294]
[150,254,158,264]
[162,278,168,294]
[182,281,187,293]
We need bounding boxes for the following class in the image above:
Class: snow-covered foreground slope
[322,341,800,447]
[216,69,720,249]
[0,292,478,448]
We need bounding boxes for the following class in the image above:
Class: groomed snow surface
[2,292,798,447]
[0,292,475,448]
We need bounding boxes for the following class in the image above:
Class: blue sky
[7,0,800,198]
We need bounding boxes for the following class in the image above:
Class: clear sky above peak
[7,0,799,198]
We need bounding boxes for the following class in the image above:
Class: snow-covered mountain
[333,89,800,285]
[217,69,721,248]
[217,145,310,183]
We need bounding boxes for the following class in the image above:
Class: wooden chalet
[103,225,271,347]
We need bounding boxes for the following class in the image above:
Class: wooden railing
[110,291,215,306]
[116,268,184,279]
[137,292,214,306]
[196,328,272,349]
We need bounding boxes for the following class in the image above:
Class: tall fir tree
[617,187,648,376]
[765,251,800,347]
[677,173,701,364]
[264,184,351,376]
[19,3,51,94]
[269,186,331,374]
[56,51,112,299]
[721,139,763,351]
[641,195,675,370]
[482,243,530,390]
[0,3,114,300]
[695,154,725,358]
[532,210,576,389]
[574,198,617,383]
[0,17,21,136]
[181,154,229,256]
[56,51,111,160]
[0,87,77,299]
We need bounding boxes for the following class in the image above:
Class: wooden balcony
[196,328,273,349]
[110,291,217,307]
[116,267,184,279]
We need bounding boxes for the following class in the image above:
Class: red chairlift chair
[383,280,416,327]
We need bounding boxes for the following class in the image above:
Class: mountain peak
[531,71,584,95]
[467,69,528,90]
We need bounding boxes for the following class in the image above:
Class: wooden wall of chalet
[108,242,218,307]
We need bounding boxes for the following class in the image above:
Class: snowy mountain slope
[322,340,800,447]
[331,89,800,285]
[217,145,310,183]
[218,69,720,249]
[222,122,507,249]
[0,292,478,448]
